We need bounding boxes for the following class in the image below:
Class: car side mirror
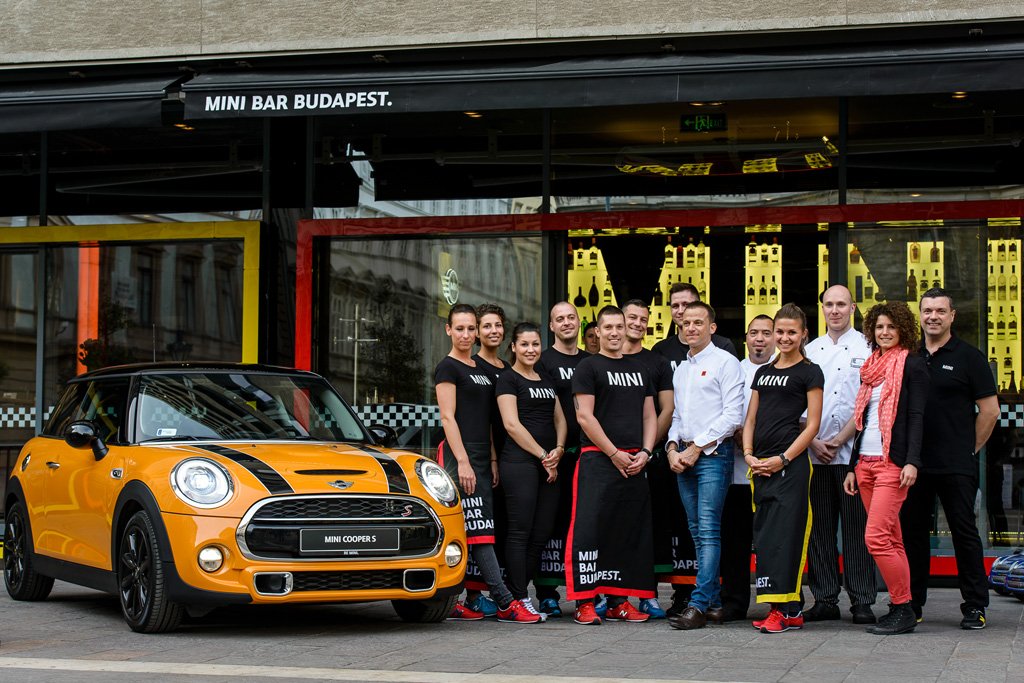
[367,423,398,448]
[65,420,109,460]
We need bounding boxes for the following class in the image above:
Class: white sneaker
[519,597,548,622]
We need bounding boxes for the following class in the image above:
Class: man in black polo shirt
[900,287,999,629]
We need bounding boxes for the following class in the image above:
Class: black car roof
[71,362,321,382]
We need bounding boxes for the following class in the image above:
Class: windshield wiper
[139,435,209,443]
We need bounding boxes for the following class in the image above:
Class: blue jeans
[676,442,732,612]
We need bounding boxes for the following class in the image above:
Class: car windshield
[135,372,366,443]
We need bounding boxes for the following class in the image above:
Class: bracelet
[743,450,754,457]
[556,444,565,450]
[639,447,652,457]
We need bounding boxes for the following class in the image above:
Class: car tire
[392,594,459,623]
[3,500,54,601]
[118,510,184,633]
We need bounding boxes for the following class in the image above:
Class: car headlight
[415,459,458,507]
[171,458,234,508]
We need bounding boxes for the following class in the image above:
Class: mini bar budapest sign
[200,90,393,114]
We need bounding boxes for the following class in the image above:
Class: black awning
[182,38,1024,120]
[0,77,178,134]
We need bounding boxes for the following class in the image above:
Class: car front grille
[291,570,406,592]
[239,495,443,561]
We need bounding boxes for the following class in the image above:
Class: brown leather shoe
[705,606,725,624]
[668,606,707,630]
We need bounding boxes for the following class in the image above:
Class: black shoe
[867,603,916,635]
[803,602,841,622]
[666,597,688,618]
[960,608,986,630]
[851,604,876,624]
[719,608,748,623]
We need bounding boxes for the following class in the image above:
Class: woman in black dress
[435,304,539,623]
[496,322,567,618]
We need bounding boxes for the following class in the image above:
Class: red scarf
[853,347,908,458]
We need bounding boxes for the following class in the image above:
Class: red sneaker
[785,612,804,630]
[574,602,602,625]
[448,602,485,621]
[752,609,779,629]
[497,599,542,624]
[604,601,650,623]
[760,609,796,633]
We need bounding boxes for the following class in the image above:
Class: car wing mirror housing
[65,420,109,460]
[367,423,398,448]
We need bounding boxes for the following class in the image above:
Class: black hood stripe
[195,444,293,495]
[353,445,410,494]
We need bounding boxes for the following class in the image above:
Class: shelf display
[744,237,781,357]
[817,245,829,334]
[907,240,943,325]
[568,238,618,346]
[988,238,1021,394]
[845,242,885,323]
[645,235,710,349]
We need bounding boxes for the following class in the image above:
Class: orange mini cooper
[3,363,466,632]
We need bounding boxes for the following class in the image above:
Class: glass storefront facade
[3,48,1024,572]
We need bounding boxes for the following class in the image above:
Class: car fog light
[445,542,463,568]
[198,546,224,572]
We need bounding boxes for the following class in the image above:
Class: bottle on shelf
[1011,240,1019,261]
[998,240,1007,260]
[929,241,940,263]
[855,275,863,302]
[588,276,600,307]
[864,276,874,300]
[602,281,613,305]
[770,237,780,264]
[769,275,779,304]
[747,276,756,304]
[686,237,696,268]
[997,306,1006,338]
[759,276,768,304]
[697,275,707,299]
[675,241,684,268]
[907,269,918,301]
[573,287,587,307]
[589,237,599,267]
[822,247,829,265]
[579,317,589,344]
[850,243,861,264]
[568,241,575,270]
[747,238,758,265]
[919,274,929,292]
[988,306,995,338]
[999,265,1007,300]
[1010,369,1018,394]
[697,239,706,267]
[989,265,997,296]
[664,236,674,268]
[933,268,941,289]
[761,244,769,264]
[1004,355,1013,370]
[910,242,921,263]
[1011,266,1019,300]
[1010,306,1018,340]
[576,243,586,270]
[653,284,663,307]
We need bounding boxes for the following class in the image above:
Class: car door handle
[46,461,61,469]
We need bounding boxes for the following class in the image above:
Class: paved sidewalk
[1,582,1022,682]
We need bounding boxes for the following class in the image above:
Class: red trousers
[855,459,911,604]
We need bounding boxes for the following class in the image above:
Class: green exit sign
[681,113,727,133]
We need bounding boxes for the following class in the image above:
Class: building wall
[1,1,1021,65]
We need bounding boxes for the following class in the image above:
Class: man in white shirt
[720,314,776,621]
[664,302,745,630]
[803,285,877,624]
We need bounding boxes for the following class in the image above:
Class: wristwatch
[778,454,790,468]
[639,447,652,457]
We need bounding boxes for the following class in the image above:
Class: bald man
[803,285,877,624]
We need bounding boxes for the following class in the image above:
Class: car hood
[154,441,418,497]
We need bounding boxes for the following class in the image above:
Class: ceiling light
[463,111,483,118]
[952,91,968,99]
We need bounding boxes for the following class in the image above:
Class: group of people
[433,282,998,635]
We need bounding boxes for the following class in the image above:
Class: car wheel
[118,510,184,633]
[392,594,459,623]
[3,500,54,601]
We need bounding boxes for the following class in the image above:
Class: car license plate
[300,527,400,553]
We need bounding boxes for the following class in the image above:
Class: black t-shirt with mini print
[496,370,558,460]
[434,356,494,445]
[751,359,825,457]
[572,353,654,449]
